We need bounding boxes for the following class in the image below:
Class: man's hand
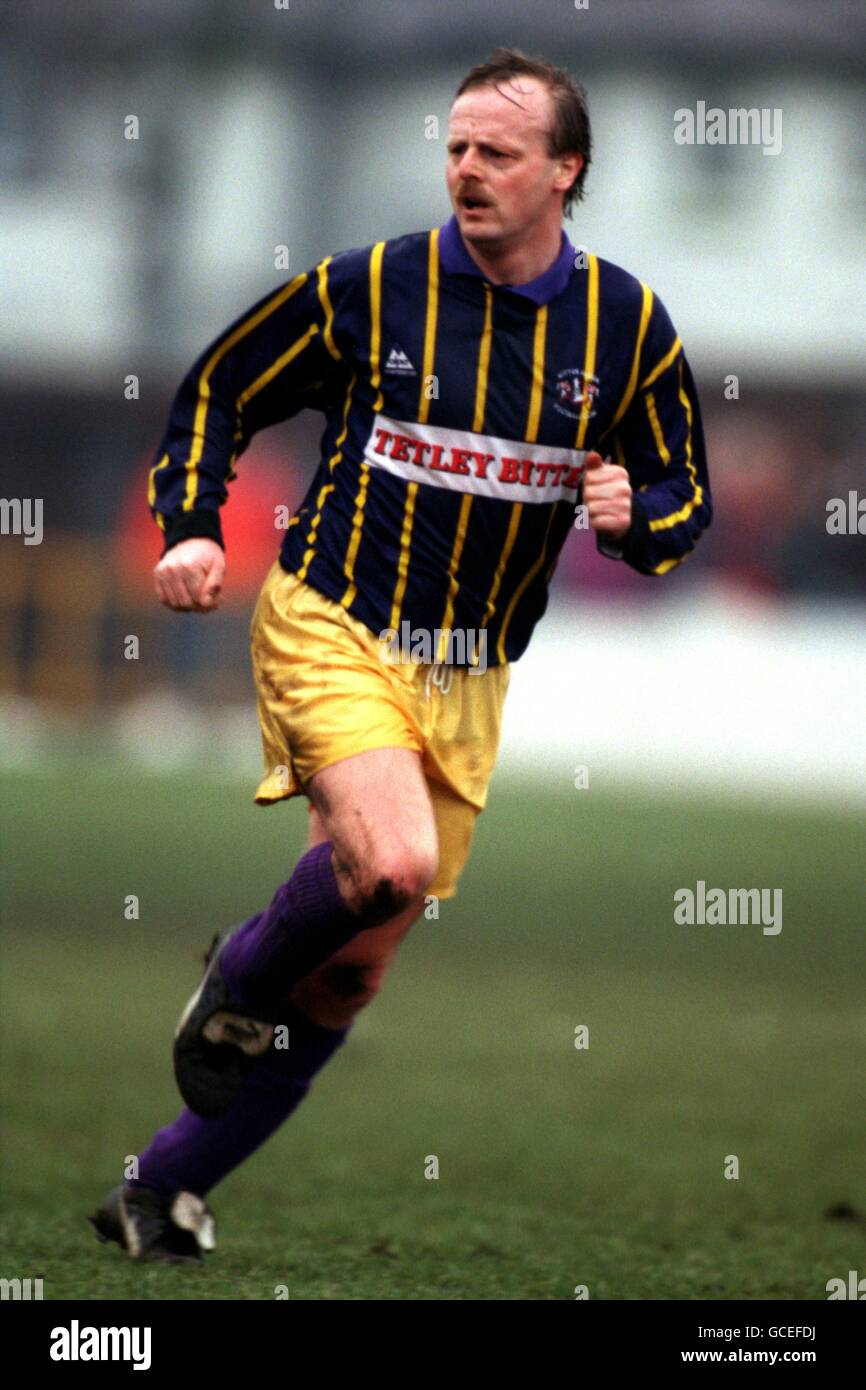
[582,450,633,542]
[154,538,225,612]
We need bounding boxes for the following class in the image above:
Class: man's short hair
[454,47,592,218]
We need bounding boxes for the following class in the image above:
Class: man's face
[446,77,580,249]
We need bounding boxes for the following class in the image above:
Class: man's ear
[554,152,583,192]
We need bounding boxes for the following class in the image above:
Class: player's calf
[172,838,427,1117]
[173,930,282,1119]
[289,903,418,1029]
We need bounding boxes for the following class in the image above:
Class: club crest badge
[554,368,600,421]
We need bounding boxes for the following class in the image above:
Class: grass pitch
[1,758,864,1299]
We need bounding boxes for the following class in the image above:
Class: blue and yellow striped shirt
[149,215,712,664]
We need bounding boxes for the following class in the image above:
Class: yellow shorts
[250,563,510,898]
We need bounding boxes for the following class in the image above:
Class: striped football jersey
[149,215,711,664]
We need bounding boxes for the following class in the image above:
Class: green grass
[1,760,865,1299]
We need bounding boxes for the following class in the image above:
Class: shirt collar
[437,213,575,306]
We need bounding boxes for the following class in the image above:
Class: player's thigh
[306,746,439,903]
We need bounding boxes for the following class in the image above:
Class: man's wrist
[595,492,650,567]
[161,511,225,555]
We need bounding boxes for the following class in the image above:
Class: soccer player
[92,47,711,1262]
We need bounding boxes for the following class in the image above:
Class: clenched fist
[582,451,633,542]
[154,538,225,613]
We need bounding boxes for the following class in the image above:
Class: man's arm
[589,294,712,576]
[149,261,344,610]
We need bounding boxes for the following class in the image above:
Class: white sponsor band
[364,414,587,503]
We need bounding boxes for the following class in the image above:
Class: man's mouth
[461,196,490,211]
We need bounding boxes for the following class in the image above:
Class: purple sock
[220,841,363,1013]
[131,1001,349,1198]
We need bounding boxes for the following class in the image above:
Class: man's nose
[456,146,483,182]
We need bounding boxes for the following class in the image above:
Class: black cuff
[621,492,652,571]
[596,492,652,572]
[161,510,225,555]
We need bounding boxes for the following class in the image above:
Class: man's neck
[459,220,564,287]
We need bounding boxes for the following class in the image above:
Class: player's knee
[355,845,438,922]
[354,874,414,923]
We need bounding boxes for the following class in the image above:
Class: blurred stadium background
[2,0,864,1299]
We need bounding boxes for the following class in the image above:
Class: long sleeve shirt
[149,214,712,665]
